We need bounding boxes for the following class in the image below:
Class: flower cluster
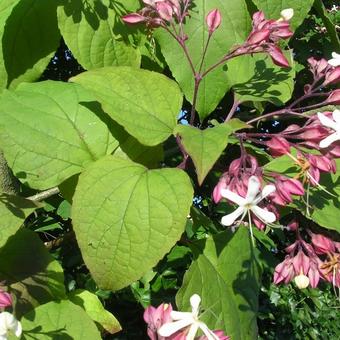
[274,230,340,289]
[144,294,229,340]
[122,0,187,28]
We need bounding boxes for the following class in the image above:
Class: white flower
[280,8,294,21]
[220,176,276,227]
[328,52,340,67]
[0,312,22,340]
[158,294,219,340]
[318,110,340,148]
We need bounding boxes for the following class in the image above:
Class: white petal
[319,133,339,148]
[280,8,294,21]
[255,184,276,204]
[170,311,193,321]
[158,318,193,337]
[251,206,276,223]
[190,294,201,316]
[199,322,220,340]
[0,336,7,340]
[220,189,245,206]
[246,176,261,202]
[14,321,22,337]
[317,112,336,129]
[332,109,340,124]
[221,207,245,226]
[186,322,199,340]
[332,52,340,59]
[328,53,340,67]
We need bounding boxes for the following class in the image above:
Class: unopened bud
[206,9,221,34]
[247,29,270,44]
[122,13,147,24]
[156,2,173,21]
[266,136,290,157]
[327,89,340,105]
[280,8,294,21]
[268,46,290,68]
[294,274,309,289]
[324,66,340,85]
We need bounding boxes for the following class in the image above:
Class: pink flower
[270,175,304,205]
[144,303,173,340]
[212,176,228,203]
[327,89,340,105]
[268,45,290,67]
[266,136,290,157]
[324,66,340,85]
[0,291,11,309]
[206,9,222,34]
[310,233,336,255]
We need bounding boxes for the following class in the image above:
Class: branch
[27,187,60,201]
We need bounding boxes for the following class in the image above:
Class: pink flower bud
[247,29,270,44]
[212,177,228,203]
[274,257,295,284]
[156,2,173,21]
[144,303,173,340]
[292,250,310,275]
[268,46,290,67]
[327,89,340,105]
[316,58,329,74]
[287,220,299,231]
[310,233,335,254]
[206,9,222,33]
[308,154,336,173]
[324,66,340,85]
[266,136,290,157]
[0,290,12,308]
[122,13,147,24]
[308,260,321,288]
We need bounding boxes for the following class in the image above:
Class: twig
[27,187,60,201]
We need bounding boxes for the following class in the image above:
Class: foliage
[0,0,339,339]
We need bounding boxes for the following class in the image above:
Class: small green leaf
[57,0,141,70]
[72,155,193,291]
[175,120,248,184]
[69,289,121,334]
[0,229,66,317]
[0,194,40,248]
[177,228,261,340]
[21,300,101,340]
[71,67,183,146]
[0,81,118,189]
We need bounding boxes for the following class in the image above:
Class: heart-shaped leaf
[72,156,193,291]
[71,67,183,146]
[0,81,118,189]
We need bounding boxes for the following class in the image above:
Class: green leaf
[69,289,121,334]
[299,170,340,233]
[0,81,118,189]
[20,300,101,340]
[227,53,295,105]
[252,0,314,30]
[175,119,248,184]
[177,228,261,340]
[0,0,19,89]
[0,194,40,248]
[156,0,250,121]
[0,229,65,317]
[71,66,182,146]
[72,155,193,291]
[57,0,141,70]
[0,0,60,89]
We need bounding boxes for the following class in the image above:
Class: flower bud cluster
[274,230,340,289]
[238,9,294,67]
[122,0,184,28]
